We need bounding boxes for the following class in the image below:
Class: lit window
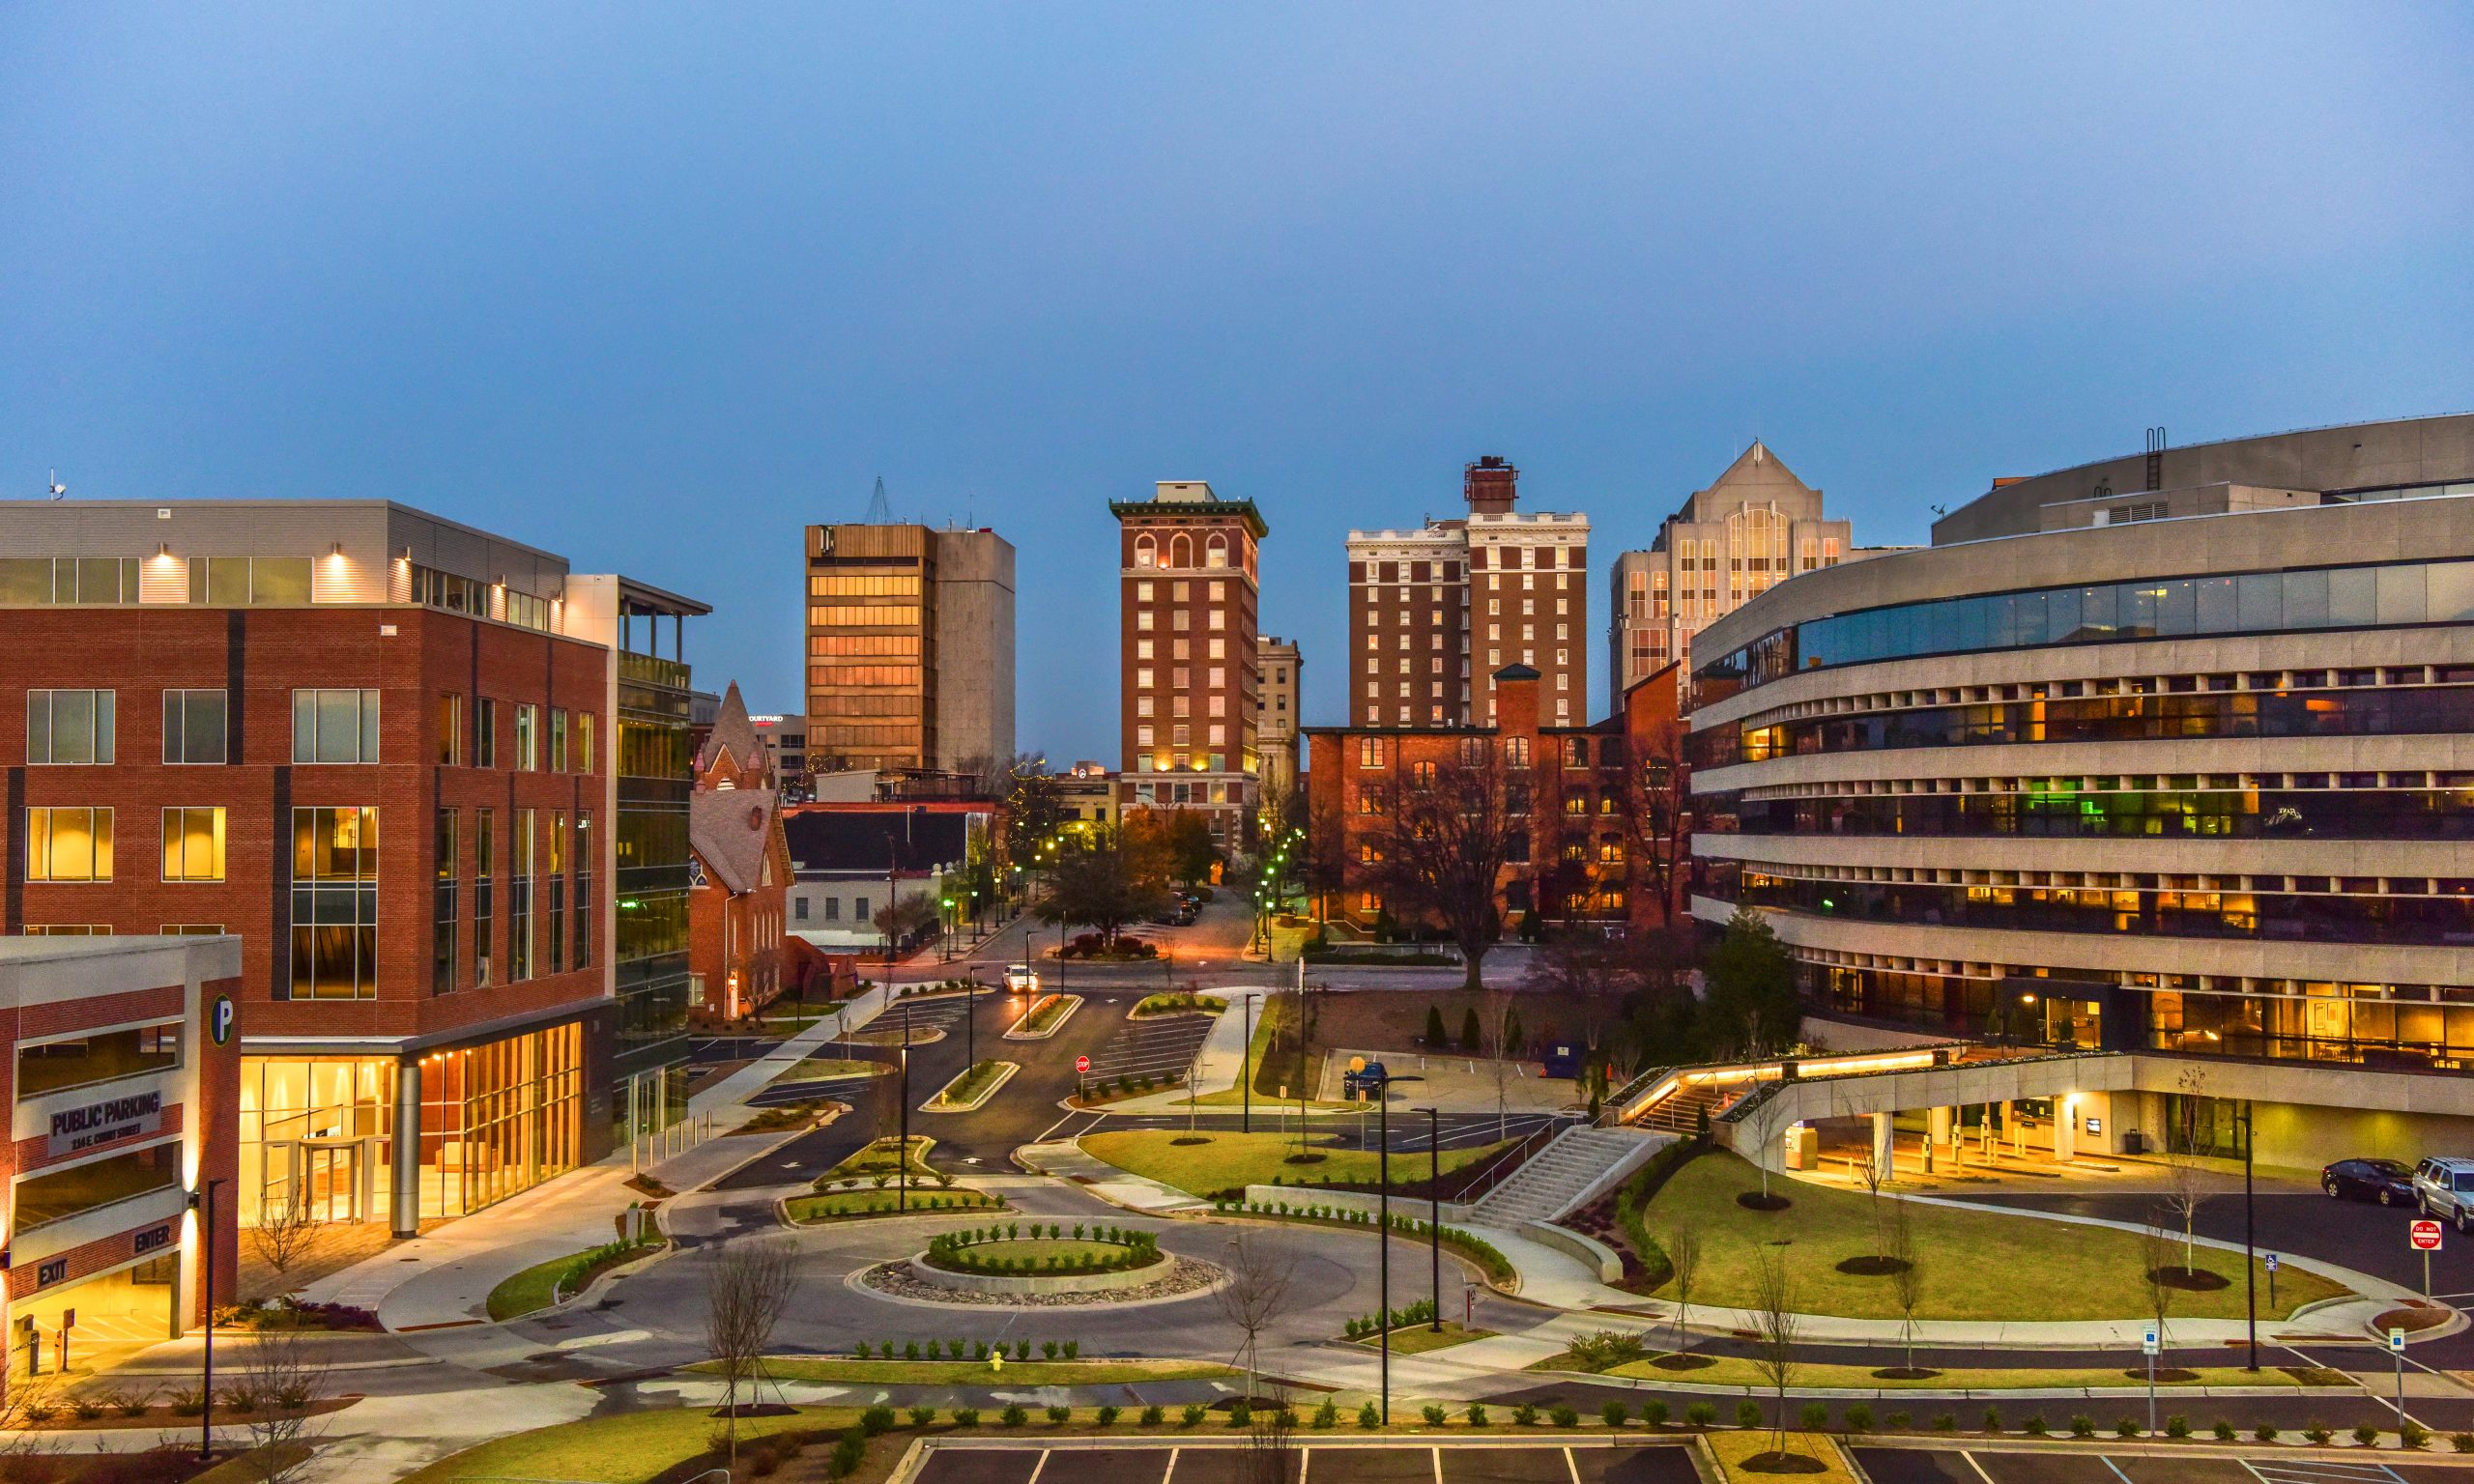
[291,806,378,999]
[27,807,112,881]
[514,703,539,771]
[161,807,225,882]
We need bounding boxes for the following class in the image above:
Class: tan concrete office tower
[1347,456,1589,728]
[802,524,1016,777]
[1255,635,1303,804]
[1608,441,1862,700]
[1111,481,1268,850]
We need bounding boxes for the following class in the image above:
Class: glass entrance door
[266,1138,372,1224]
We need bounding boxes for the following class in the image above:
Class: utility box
[1784,1124,1819,1170]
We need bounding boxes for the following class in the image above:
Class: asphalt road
[1856,1443,2474,1482]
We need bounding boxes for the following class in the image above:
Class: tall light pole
[1239,992,1258,1133]
[1370,1070,1423,1424]
[1415,1105,1441,1330]
[898,1002,911,1213]
[191,1176,227,1463]
[2240,1099,2258,1372]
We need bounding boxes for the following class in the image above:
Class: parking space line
[1429,1445,1443,1484]
[1163,1446,1178,1484]
[1957,1452,1997,1484]
[1027,1450,1050,1484]
[1559,1446,1579,1484]
[2098,1456,2135,1484]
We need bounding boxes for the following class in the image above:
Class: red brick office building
[0,500,702,1237]
[1,935,241,1390]
[1306,662,1685,934]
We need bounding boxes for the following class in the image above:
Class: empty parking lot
[910,1441,1698,1484]
[1854,1443,2474,1484]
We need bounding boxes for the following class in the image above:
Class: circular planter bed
[2148,1265,2230,1292]
[907,1226,1168,1296]
[1736,1191,1793,1212]
[1835,1255,1913,1276]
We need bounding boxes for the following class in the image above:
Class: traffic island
[857,1223,1224,1306]
[923,1059,1019,1112]
[1004,992,1080,1039]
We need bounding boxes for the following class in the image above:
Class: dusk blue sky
[7,5,2470,762]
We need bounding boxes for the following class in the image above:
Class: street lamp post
[899,1003,912,1213]
[2240,1099,2258,1371]
[1369,1070,1423,1425]
[192,1176,227,1463]
[1415,1105,1441,1330]
[1240,992,1256,1133]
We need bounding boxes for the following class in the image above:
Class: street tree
[2157,1065,2213,1277]
[1366,747,1520,989]
[1888,1198,1927,1376]
[1609,713,1691,928]
[247,1191,325,1297]
[1035,829,1168,949]
[1214,1230,1297,1403]
[2139,1218,2178,1373]
[236,1315,334,1484]
[1663,1221,1702,1355]
[704,1239,802,1470]
[1747,1246,1802,1461]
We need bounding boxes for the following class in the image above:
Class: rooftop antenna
[864,475,894,525]
[46,470,66,500]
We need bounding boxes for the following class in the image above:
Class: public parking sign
[1075,1055,1090,1073]
[2411,1218,2445,1251]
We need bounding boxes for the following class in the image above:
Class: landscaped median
[924,1057,1018,1111]
[1079,1127,1509,1201]
[1132,991,1225,1018]
[1004,991,1080,1039]
[786,1133,998,1222]
[692,1353,1235,1384]
[1529,1327,2352,1393]
[1217,1193,1516,1288]
[484,1230,666,1322]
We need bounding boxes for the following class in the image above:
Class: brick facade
[0,604,614,1051]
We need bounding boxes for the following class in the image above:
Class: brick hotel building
[1112,481,1268,849]
[0,500,702,1235]
[1346,456,1590,730]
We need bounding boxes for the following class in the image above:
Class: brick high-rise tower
[1111,481,1268,851]
[1346,456,1589,729]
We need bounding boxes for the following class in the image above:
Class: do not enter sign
[2410,1218,2445,1251]
[1075,1055,1091,1073]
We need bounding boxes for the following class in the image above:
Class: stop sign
[1076,1055,1091,1073]
[2410,1218,2444,1251]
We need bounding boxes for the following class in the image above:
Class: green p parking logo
[210,994,236,1047]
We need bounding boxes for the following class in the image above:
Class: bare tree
[1214,1230,1297,1403]
[1887,1198,1926,1376]
[1608,713,1691,928]
[2139,1219,2178,1374]
[1838,1089,1891,1263]
[234,1317,333,1484]
[1478,985,1519,1143]
[1366,748,1520,989]
[1733,1079,1798,1205]
[1747,1245,1801,1458]
[2157,1065,2212,1276]
[704,1239,802,1469]
[1662,1222,1702,1356]
[246,1193,325,1297]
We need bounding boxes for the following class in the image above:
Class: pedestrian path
[1015,1139,1210,1213]
[301,985,898,1330]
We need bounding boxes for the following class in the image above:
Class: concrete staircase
[1633,1078,1741,1134]
[1469,1126,1668,1226]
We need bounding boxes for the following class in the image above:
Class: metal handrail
[1458,1119,1564,1202]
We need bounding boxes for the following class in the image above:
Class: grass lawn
[1081,1128,1508,1196]
[1706,1430,1856,1484]
[396,1405,855,1484]
[699,1356,1237,1384]
[786,1188,1000,1222]
[790,1056,890,1080]
[485,1239,660,1322]
[1579,1353,2349,1390]
[1354,1322,1494,1356]
[1638,1153,2347,1322]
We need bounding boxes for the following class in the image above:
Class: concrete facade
[1255,636,1302,806]
[802,524,1016,777]
[1687,413,2474,1163]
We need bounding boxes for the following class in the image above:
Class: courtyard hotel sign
[47,1089,162,1157]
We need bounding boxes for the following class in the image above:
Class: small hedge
[925,1224,1162,1275]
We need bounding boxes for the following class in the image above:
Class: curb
[923,1061,1021,1113]
[1005,993,1084,1041]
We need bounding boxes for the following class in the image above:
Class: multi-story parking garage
[1683,413,2474,1171]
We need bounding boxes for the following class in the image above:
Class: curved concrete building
[1685,414,2474,1166]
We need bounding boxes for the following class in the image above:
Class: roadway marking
[1428,1445,1443,1484]
[1560,1446,1579,1484]
[1026,1449,1050,1484]
[1956,1452,1997,1484]
[2098,1456,2134,1484]
[2244,1458,2409,1483]
[1163,1447,1179,1484]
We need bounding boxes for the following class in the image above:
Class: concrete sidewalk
[302,985,898,1330]
[1016,1140,1210,1213]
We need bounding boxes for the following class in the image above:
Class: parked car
[1342,1059,1389,1097]
[2322,1157,2413,1206]
[2412,1156,2474,1230]
[1002,964,1040,994]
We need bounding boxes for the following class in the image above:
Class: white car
[1002,965,1040,994]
